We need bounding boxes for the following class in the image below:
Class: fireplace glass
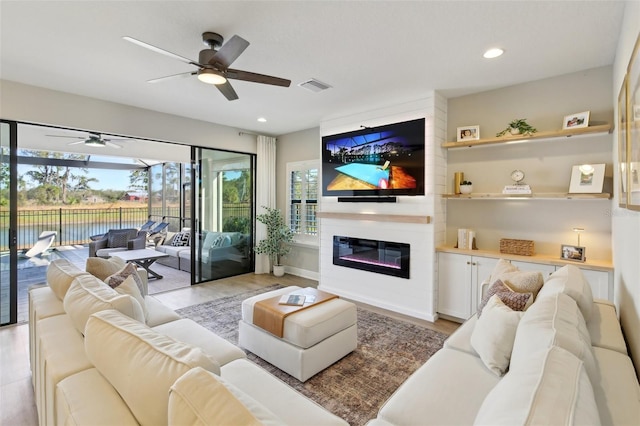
[333,236,410,279]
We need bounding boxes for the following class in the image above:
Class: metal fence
[1,204,251,251]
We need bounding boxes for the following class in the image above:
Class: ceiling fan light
[85,137,105,147]
[483,48,504,59]
[198,69,227,85]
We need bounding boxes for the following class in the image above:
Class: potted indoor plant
[459,180,473,194]
[496,119,537,137]
[254,206,294,277]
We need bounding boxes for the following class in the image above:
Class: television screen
[321,118,425,197]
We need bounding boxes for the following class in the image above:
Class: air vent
[298,78,332,93]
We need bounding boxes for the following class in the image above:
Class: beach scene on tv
[322,119,425,196]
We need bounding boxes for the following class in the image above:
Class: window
[287,160,318,244]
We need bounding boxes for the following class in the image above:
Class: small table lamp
[573,227,585,246]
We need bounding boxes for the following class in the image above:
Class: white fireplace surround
[318,94,447,322]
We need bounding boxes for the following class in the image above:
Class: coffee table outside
[109,249,169,279]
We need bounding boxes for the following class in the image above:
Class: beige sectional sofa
[29,258,347,425]
[368,264,640,425]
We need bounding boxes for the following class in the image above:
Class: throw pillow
[86,256,126,281]
[489,259,545,299]
[108,231,131,248]
[477,279,533,317]
[46,258,90,301]
[537,265,593,321]
[105,262,145,295]
[113,275,148,322]
[471,295,524,376]
[171,231,190,247]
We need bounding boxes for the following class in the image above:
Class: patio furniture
[88,228,147,258]
[24,231,57,258]
[109,248,169,279]
[139,220,156,233]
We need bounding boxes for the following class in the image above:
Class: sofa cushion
[588,300,628,354]
[202,231,220,251]
[105,262,144,295]
[84,310,220,426]
[474,346,600,426]
[46,259,89,300]
[85,256,126,281]
[63,274,145,334]
[113,275,149,322]
[510,292,597,382]
[477,279,532,317]
[489,259,544,299]
[537,264,593,321]
[471,295,523,376]
[168,366,281,426]
[108,230,133,248]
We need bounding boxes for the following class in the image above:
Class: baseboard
[283,266,319,281]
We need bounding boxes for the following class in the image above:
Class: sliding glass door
[192,147,254,283]
[0,120,18,325]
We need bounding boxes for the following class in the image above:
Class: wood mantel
[317,211,431,224]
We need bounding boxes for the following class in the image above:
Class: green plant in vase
[496,119,537,137]
[254,206,294,274]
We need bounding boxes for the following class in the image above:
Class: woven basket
[499,239,534,256]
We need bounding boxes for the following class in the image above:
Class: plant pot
[459,185,473,194]
[509,127,521,135]
[273,265,285,277]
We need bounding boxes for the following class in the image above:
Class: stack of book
[502,184,532,195]
[456,228,476,250]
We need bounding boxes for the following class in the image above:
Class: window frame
[286,159,319,246]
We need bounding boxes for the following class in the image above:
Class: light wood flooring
[0,272,458,425]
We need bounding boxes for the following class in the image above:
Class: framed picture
[627,31,640,210]
[562,111,590,130]
[456,125,480,142]
[568,163,606,194]
[618,75,629,208]
[561,245,586,262]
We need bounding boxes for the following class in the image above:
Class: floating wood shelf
[317,212,431,224]
[442,123,612,149]
[442,193,611,200]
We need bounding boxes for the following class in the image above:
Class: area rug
[176,284,447,425]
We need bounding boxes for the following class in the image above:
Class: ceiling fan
[123,31,291,101]
[46,133,126,149]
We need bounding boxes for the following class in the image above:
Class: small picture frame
[561,244,586,262]
[456,125,480,142]
[568,163,606,194]
[562,111,590,130]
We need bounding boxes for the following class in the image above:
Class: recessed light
[483,48,504,59]
[257,117,267,123]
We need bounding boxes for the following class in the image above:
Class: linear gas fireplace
[333,236,410,279]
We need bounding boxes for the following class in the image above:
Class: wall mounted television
[321,118,425,197]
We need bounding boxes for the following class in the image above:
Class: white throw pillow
[84,310,220,426]
[538,264,593,321]
[489,259,545,298]
[471,295,524,376]
[85,256,126,281]
[46,259,89,300]
[112,275,148,323]
[169,367,282,425]
[474,346,600,426]
[510,292,597,383]
[63,274,145,334]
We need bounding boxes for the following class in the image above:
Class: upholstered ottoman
[238,286,357,381]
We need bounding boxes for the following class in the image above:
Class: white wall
[612,1,640,376]
[318,95,447,321]
[0,80,257,153]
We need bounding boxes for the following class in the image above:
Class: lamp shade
[197,69,227,85]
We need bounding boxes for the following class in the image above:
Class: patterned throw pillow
[105,262,145,295]
[171,231,191,247]
[478,279,533,317]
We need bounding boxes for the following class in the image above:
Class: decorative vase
[509,127,520,135]
[460,185,473,194]
[273,265,285,277]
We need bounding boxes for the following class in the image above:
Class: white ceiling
[0,1,626,138]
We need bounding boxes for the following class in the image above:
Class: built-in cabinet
[437,250,613,322]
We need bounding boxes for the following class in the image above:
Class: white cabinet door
[510,260,556,280]
[578,269,612,301]
[437,252,472,321]
[471,256,499,312]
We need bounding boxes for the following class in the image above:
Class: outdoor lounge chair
[24,231,57,258]
[139,220,156,232]
[88,228,147,257]
[147,221,170,245]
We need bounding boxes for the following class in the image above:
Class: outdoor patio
[1,245,191,324]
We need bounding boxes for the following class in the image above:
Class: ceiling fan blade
[67,141,85,146]
[147,71,197,84]
[123,36,201,67]
[215,81,239,101]
[47,134,85,140]
[104,141,123,149]
[226,69,291,87]
[210,35,250,69]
